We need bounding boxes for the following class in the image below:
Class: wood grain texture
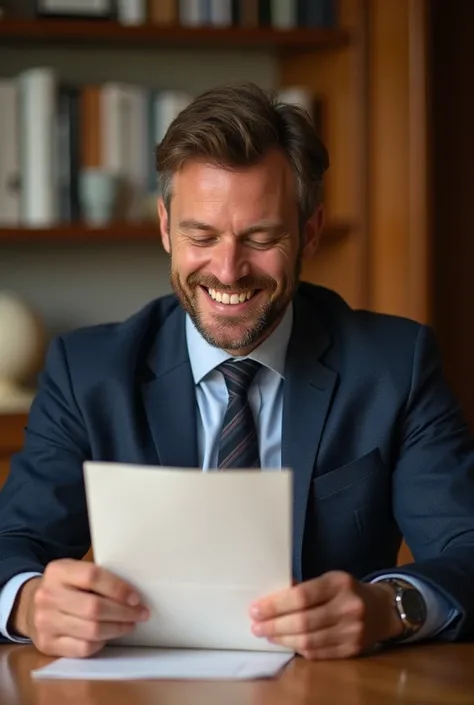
[368,0,429,322]
[1,643,473,704]
[279,0,369,311]
[0,19,350,50]
[0,414,27,456]
[0,221,352,245]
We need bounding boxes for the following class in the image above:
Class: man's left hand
[249,571,404,660]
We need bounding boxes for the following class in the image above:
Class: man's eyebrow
[178,219,215,231]
[177,220,285,235]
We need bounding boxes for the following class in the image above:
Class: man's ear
[158,198,170,254]
[301,206,324,259]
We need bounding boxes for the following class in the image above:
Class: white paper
[82,463,293,652]
[32,646,294,681]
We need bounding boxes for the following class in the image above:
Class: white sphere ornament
[0,292,45,413]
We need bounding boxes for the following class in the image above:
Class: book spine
[148,0,177,25]
[0,0,36,18]
[209,0,231,26]
[56,85,72,223]
[19,67,58,226]
[179,0,206,26]
[0,80,20,225]
[116,0,147,25]
[80,85,102,170]
[271,0,297,29]
[56,84,81,223]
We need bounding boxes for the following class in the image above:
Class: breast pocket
[305,448,395,577]
[313,448,385,501]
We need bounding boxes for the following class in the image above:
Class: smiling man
[0,83,473,660]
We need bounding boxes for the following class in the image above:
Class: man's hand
[10,559,149,658]
[249,571,403,660]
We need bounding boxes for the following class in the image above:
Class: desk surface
[1,643,474,705]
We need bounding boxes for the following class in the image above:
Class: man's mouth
[203,286,258,305]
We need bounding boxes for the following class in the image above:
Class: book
[0,80,20,225]
[18,67,58,226]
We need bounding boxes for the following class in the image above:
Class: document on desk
[32,647,294,681]
[81,462,293,653]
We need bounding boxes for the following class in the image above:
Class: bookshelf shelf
[0,18,350,51]
[0,220,352,244]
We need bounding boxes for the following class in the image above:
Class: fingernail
[127,593,140,606]
[250,606,261,619]
[252,623,263,636]
[139,608,149,621]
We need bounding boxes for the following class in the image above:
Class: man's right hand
[9,559,150,657]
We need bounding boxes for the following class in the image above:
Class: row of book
[0,1,336,30]
[0,69,318,227]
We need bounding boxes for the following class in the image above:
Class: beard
[169,252,302,352]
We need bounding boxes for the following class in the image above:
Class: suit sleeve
[367,325,474,640]
[0,336,91,589]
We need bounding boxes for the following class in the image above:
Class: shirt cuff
[371,572,459,643]
[0,572,42,643]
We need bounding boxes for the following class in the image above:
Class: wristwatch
[381,578,427,641]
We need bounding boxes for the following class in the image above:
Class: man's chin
[198,322,254,350]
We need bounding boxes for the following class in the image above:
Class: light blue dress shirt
[0,303,456,642]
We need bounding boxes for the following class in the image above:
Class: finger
[47,612,136,642]
[39,636,106,659]
[250,574,339,620]
[300,643,361,661]
[44,560,143,607]
[251,606,337,638]
[267,622,364,657]
[36,585,149,623]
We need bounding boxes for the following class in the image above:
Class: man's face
[159,149,322,355]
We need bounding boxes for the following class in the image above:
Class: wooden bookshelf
[0,413,27,456]
[0,18,350,51]
[0,0,431,321]
[0,220,352,245]
[0,413,27,489]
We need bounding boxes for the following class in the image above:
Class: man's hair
[155,82,329,225]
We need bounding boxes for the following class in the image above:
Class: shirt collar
[186,303,293,384]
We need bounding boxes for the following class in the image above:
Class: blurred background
[0,0,473,456]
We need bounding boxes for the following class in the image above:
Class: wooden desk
[1,643,473,705]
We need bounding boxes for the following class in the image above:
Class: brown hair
[155,82,329,225]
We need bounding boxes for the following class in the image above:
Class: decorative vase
[0,292,45,413]
[79,169,118,225]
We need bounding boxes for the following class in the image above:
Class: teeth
[207,288,254,305]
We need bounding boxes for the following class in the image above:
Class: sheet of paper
[83,462,293,652]
[31,647,294,681]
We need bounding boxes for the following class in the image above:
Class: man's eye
[191,236,216,246]
[248,237,275,248]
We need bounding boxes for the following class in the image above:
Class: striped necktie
[217,359,261,469]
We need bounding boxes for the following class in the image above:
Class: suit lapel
[142,304,198,468]
[282,292,338,581]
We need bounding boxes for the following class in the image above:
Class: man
[0,83,473,661]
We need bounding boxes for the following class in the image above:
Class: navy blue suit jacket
[1,282,473,639]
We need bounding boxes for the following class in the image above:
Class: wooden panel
[368,0,430,322]
[431,0,474,431]
[0,414,27,456]
[278,0,369,310]
[0,459,10,489]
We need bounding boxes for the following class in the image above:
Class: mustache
[187,273,276,292]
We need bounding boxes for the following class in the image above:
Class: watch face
[401,589,427,624]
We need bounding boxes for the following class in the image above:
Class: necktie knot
[217,359,261,399]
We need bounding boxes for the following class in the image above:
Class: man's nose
[212,238,250,285]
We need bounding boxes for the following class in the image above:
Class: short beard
[169,251,303,352]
